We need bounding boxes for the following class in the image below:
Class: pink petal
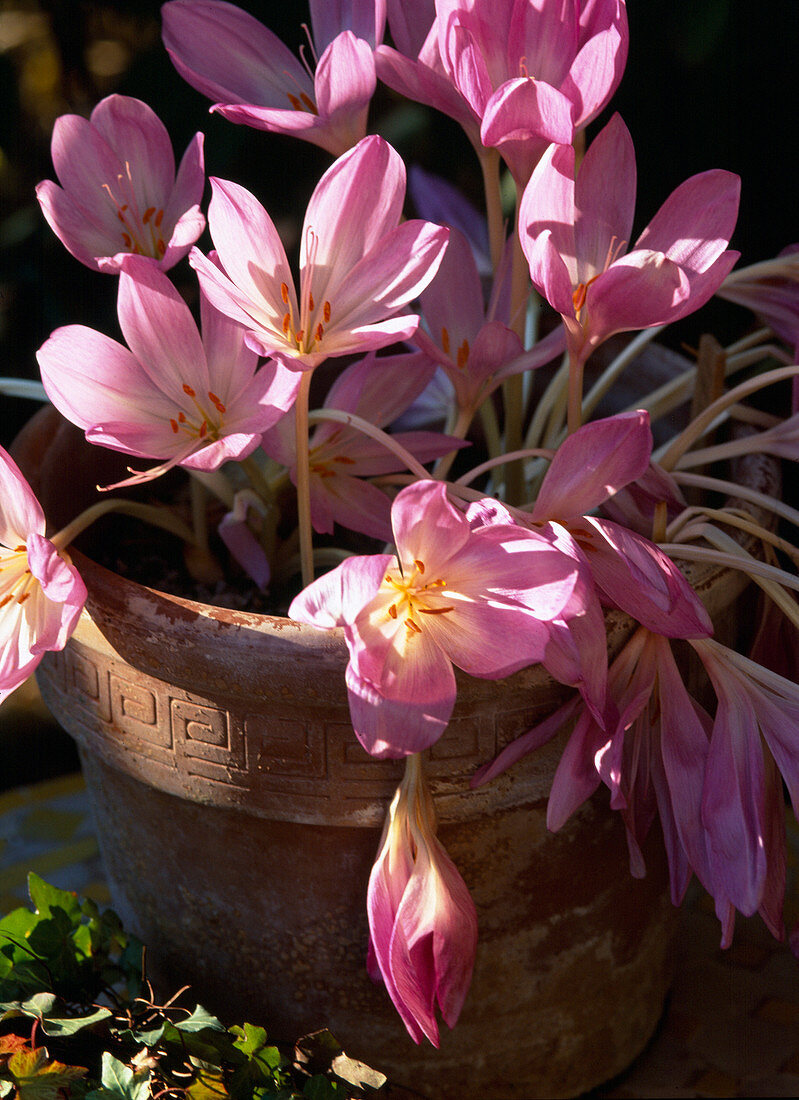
[573,113,636,281]
[0,447,45,544]
[533,410,652,521]
[636,169,741,273]
[161,0,312,107]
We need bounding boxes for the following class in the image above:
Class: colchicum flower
[367,753,478,1046]
[289,479,580,757]
[1,448,86,704]
[36,94,205,273]
[36,256,301,487]
[519,112,741,371]
[189,135,450,372]
[162,0,384,155]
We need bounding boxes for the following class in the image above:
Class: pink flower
[190,135,450,372]
[519,112,741,368]
[691,638,799,942]
[289,479,579,757]
[36,256,301,487]
[261,351,464,542]
[162,0,384,155]
[367,753,477,1046]
[1,447,86,703]
[378,0,627,183]
[36,94,204,273]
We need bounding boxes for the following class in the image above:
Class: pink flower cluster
[2,0,796,1052]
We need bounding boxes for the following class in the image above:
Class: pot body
[16,408,776,1099]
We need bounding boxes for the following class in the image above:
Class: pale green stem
[674,434,779,470]
[295,371,315,589]
[307,408,433,481]
[524,353,569,449]
[502,184,532,503]
[662,529,799,631]
[432,406,475,482]
[665,507,799,567]
[187,468,236,508]
[479,395,504,462]
[479,148,505,275]
[580,326,665,420]
[0,378,48,401]
[657,364,799,472]
[239,453,274,506]
[566,347,587,437]
[189,477,211,555]
[673,470,799,532]
[659,541,799,593]
[50,499,196,553]
[456,447,554,489]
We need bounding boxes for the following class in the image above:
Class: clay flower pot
[12,405,777,1099]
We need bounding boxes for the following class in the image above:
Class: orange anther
[281,282,290,304]
[183,383,196,397]
[323,300,331,323]
[170,419,179,433]
[441,326,450,355]
[287,93,302,110]
[457,339,469,369]
[314,322,324,343]
[309,292,315,311]
[154,209,164,227]
[156,238,166,255]
[299,93,318,114]
[388,604,398,619]
[282,312,291,335]
[414,559,425,574]
[143,207,156,223]
[122,232,132,248]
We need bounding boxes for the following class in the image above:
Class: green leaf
[85,1052,151,1100]
[40,1006,113,1037]
[175,1006,226,1034]
[0,1080,12,1099]
[27,876,81,927]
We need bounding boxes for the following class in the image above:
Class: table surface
[3,769,799,1099]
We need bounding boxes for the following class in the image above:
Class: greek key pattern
[37,639,553,824]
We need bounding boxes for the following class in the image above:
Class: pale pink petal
[90,94,174,202]
[0,447,46,543]
[636,170,741,273]
[575,517,713,638]
[564,23,627,129]
[289,553,393,629]
[519,142,579,289]
[480,76,575,184]
[310,0,387,51]
[314,31,376,138]
[573,113,636,281]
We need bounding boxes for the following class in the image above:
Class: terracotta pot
[13,406,778,1099]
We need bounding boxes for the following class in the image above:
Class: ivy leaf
[0,1080,13,1099]
[26,877,81,927]
[84,1052,151,1100]
[6,1047,87,1100]
[175,1007,226,1034]
[40,1006,113,1037]
[184,1064,228,1100]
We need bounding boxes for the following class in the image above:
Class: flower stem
[295,370,315,589]
[479,149,505,274]
[50,499,197,552]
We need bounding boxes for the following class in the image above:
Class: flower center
[383,558,455,638]
[101,162,167,258]
[0,544,35,607]
[169,384,227,442]
[572,235,627,322]
[279,228,332,355]
[441,327,470,368]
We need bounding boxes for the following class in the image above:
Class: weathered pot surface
[14,406,778,1099]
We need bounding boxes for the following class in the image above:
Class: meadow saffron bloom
[36,256,301,487]
[378,0,627,182]
[190,135,450,371]
[162,0,384,155]
[36,94,205,273]
[367,753,477,1046]
[519,112,740,372]
[0,448,86,703]
[289,479,580,756]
